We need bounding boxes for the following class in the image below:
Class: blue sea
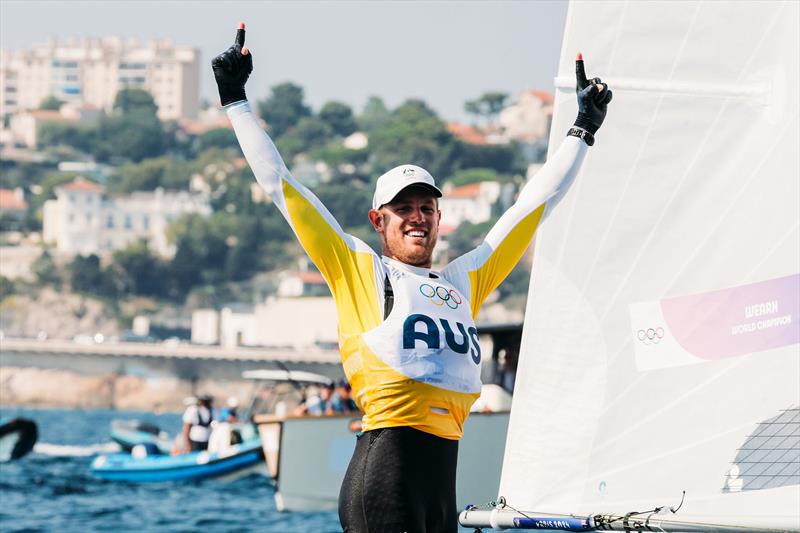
[0,407,340,532]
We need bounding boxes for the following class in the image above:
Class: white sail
[495,0,799,529]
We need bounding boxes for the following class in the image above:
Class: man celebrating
[213,23,611,533]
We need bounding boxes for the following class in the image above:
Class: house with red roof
[439,181,502,228]
[498,89,554,144]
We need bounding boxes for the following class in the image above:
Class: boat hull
[91,440,264,482]
[257,412,509,512]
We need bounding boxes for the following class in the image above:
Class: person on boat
[219,396,241,423]
[181,394,214,452]
[213,22,611,533]
[327,380,359,416]
[295,383,335,416]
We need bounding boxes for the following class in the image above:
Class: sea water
[0,407,339,532]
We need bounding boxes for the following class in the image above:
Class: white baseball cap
[372,164,443,210]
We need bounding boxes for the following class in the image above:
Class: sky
[0,0,568,122]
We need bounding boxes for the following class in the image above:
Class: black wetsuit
[339,426,458,533]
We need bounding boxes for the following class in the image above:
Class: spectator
[220,396,241,423]
[182,394,214,452]
[327,380,359,415]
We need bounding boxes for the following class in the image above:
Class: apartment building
[0,37,199,120]
[42,177,210,257]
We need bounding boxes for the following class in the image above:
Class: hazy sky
[0,0,568,122]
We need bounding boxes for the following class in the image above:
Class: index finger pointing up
[575,52,589,90]
[235,22,246,47]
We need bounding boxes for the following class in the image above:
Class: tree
[37,122,96,153]
[0,276,16,301]
[456,141,524,175]
[276,116,334,160]
[109,157,193,193]
[464,91,509,127]
[95,112,166,163]
[257,82,311,138]
[39,96,64,111]
[368,99,459,179]
[166,213,244,296]
[68,254,117,297]
[93,89,166,163]
[113,88,159,115]
[113,241,167,296]
[32,250,61,288]
[319,101,357,137]
[193,128,240,154]
[446,168,512,188]
[358,96,390,132]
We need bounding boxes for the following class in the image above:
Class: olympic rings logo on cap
[419,283,463,309]
[637,327,665,345]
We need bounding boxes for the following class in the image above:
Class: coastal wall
[0,342,345,411]
[0,366,256,411]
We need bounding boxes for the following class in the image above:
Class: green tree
[444,219,496,261]
[358,96,390,132]
[193,128,240,154]
[456,141,524,175]
[0,276,16,301]
[113,240,167,296]
[68,254,117,297]
[368,99,459,179]
[257,82,311,138]
[319,101,357,137]
[37,122,96,153]
[276,116,334,160]
[446,168,512,187]
[113,88,159,115]
[32,250,61,288]
[39,96,64,111]
[110,157,193,193]
[166,214,235,296]
[315,181,373,229]
[464,91,509,126]
[95,112,166,163]
[93,89,165,163]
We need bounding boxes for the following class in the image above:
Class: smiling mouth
[404,230,428,239]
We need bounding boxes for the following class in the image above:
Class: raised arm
[212,24,382,330]
[444,54,613,316]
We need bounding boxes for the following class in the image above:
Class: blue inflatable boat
[109,419,173,454]
[91,438,264,482]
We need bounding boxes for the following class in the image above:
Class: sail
[497,0,799,529]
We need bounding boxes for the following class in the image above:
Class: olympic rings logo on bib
[419,283,463,309]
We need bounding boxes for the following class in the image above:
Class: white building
[191,309,220,345]
[254,296,338,349]
[219,304,258,349]
[192,296,339,350]
[498,90,554,143]
[42,177,210,257]
[8,105,101,148]
[0,37,199,121]
[439,181,502,228]
[277,270,330,298]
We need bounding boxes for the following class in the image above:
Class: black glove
[212,24,253,106]
[574,54,612,135]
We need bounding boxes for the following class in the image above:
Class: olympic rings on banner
[636,326,665,345]
[419,283,462,309]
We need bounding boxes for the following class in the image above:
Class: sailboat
[460,1,799,531]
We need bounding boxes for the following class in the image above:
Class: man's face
[368,186,440,268]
